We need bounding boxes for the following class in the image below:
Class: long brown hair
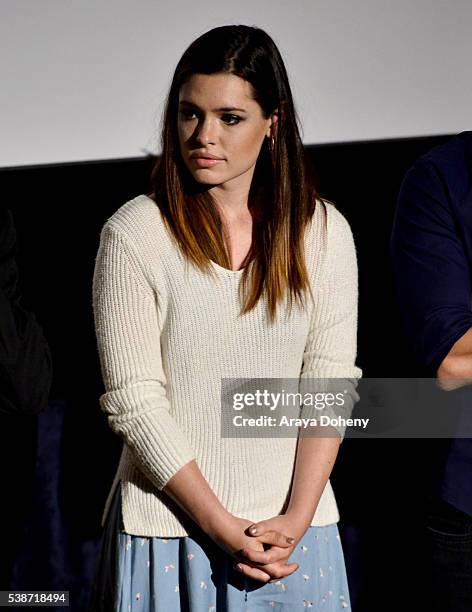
[149,25,321,322]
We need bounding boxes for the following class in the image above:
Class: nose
[195,116,217,145]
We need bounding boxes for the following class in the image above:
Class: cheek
[177,122,188,148]
[178,116,198,141]
[232,128,265,162]
[177,124,194,167]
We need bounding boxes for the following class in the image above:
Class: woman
[89,24,361,611]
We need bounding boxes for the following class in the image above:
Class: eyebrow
[179,100,247,113]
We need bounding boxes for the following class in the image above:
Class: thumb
[247,521,265,536]
[247,522,295,547]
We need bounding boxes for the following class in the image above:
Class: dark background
[0,133,452,610]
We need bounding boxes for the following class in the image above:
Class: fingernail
[236,564,243,571]
[249,525,257,534]
[287,537,295,544]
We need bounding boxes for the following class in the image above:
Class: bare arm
[437,327,472,391]
[287,204,361,529]
[163,459,230,533]
[285,431,341,533]
[165,434,341,549]
[234,431,342,582]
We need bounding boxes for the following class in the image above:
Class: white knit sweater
[92,194,362,537]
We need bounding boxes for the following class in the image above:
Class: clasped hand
[212,513,306,583]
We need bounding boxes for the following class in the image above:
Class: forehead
[179,73,257,109]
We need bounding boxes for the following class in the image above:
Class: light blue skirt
[89,483,351,611]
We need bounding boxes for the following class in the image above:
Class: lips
[191,157,224,168]
[190,152,225,160]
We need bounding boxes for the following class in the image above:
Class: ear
[265,110,279,138]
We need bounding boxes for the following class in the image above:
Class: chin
[191,169,225,183]
[187,176,220,189]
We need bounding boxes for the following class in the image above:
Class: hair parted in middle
[149,24,325,322]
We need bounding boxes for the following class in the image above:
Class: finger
[247,523,294,547]
[266,563,300,582]
[250,529,295,548]
[262,561,300,580]
[247,522,263,535]
[236,546,290,565]
[235,561,299,581]
[234,562,271,583]
[247,521,276,536]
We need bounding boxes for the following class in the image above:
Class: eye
[179,109,198,121]
[178,109,243,125]
[221,114,243,125]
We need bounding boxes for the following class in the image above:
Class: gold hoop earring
[269,135,275,152]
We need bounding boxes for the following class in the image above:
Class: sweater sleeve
[92,222,196,490]
[299,204,362,439]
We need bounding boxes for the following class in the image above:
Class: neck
[209,176,253,225]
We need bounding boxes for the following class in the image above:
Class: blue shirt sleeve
[391,157,472,375]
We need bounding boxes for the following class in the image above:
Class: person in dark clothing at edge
[391,131,472,612]
[0,208,53,588]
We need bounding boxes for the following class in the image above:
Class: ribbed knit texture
[92,194,362,537]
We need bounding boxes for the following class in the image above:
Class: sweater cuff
[100,383,196,490]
